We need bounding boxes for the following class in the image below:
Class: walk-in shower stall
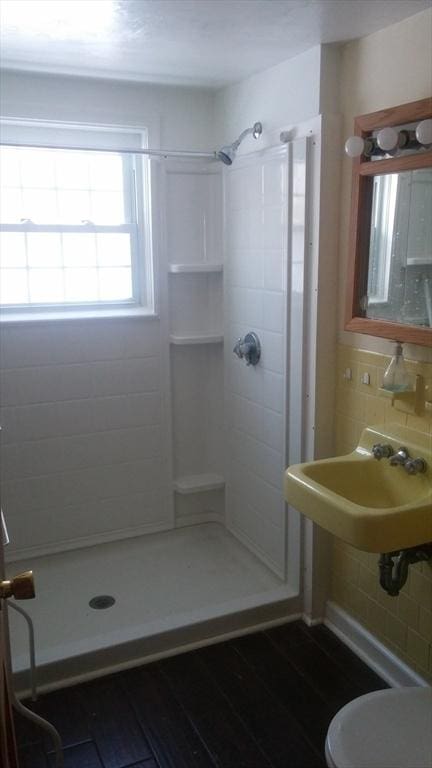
[1,122,320,694]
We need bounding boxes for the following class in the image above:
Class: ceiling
[0,0,430,88]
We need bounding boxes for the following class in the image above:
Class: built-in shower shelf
[169,333,223,345]
[168,263,223,274]
[173,473,225,494]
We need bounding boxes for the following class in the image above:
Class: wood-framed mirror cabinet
[345,97,432,347]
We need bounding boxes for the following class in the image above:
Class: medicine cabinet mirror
[345,98,432,347]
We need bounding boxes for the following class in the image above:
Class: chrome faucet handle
[372,443,394,460]
[233,332,261,366]
[404,458,427,475]
[233,338,243,358]
[389,446,410,466]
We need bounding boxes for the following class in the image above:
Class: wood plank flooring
[14,620,388,768]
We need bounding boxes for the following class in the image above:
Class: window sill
[0,307,159,325]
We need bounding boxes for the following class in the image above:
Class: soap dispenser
[382,342,410,392]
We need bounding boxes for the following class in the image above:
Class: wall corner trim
[325,600,429,689]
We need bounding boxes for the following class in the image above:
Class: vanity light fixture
[416,118,432,146]
[344,135,373,158]
[344,117,432,158]
[376,126,399,152]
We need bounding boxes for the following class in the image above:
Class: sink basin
[284,424,432,552]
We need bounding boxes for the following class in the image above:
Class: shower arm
[231,127,257,151]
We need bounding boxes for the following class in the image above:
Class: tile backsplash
[330,344,432,682]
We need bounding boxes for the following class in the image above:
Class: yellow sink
[284,424,432,552]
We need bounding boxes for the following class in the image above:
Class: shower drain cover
[89,595,115,610]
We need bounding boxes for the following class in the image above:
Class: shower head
[217,147,235,166]
[216,121,262,165]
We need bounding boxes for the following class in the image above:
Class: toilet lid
[326,686,432,768]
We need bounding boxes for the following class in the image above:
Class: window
[0,125,151,315]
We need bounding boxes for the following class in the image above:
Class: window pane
[63,233,97,267]
[96,233,131,266]
[0,148,21,187]
[0,232,26,267]
[89,154,123,190]
[57,190,91,223]
[0,142,141,310]
[55,151,90,189]
[0,188,24,222]
[91,190,125,224]
[0,269,28,304]
[99,267,132,300]
[28,269,64,303]
[22,189,58,223]
[64,268,99,302]
[27,233,62,267]
[20,149,56,188]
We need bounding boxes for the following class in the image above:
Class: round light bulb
[344,136,364,158]
[415,118,432,146]
[376,127,399,152]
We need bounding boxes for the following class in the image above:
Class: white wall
[214,46,322,148]
[337,8,432,363]
[0,70,217,150]
[0,72,216,558]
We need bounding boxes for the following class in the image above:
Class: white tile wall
[165,160,225,524]
[224,147,289,579]
[171,344,223,480]
[169,274,222,337]
[166,167,223,264]
[0,318,172,558]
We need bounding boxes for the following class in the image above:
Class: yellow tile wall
[330,344,432,682]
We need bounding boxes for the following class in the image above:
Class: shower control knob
[233,332,261,366]
[0,570,35,600]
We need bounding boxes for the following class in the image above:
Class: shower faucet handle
[233,332,261,366]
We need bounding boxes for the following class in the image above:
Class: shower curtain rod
[0,140,216,160]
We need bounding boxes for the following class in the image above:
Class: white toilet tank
[325,686,432,768]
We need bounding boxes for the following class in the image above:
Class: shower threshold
[7,523,300,694]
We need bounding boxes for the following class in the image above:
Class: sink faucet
[388,446,428,474]
[389,447,410,466]
[372,443,394,460]
[404,457,428,475]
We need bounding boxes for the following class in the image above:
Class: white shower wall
[0,319,172,557]
[1,67,315,579]
[163,160,225,526]
[0,72,217,559]
[224,147,291,579]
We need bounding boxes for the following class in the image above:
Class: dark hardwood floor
[14,620,388,768]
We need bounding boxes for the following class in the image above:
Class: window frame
[0,123,154,319]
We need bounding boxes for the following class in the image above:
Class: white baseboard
[325,600,429,688]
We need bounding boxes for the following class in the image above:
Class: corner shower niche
[165,161,224,523]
